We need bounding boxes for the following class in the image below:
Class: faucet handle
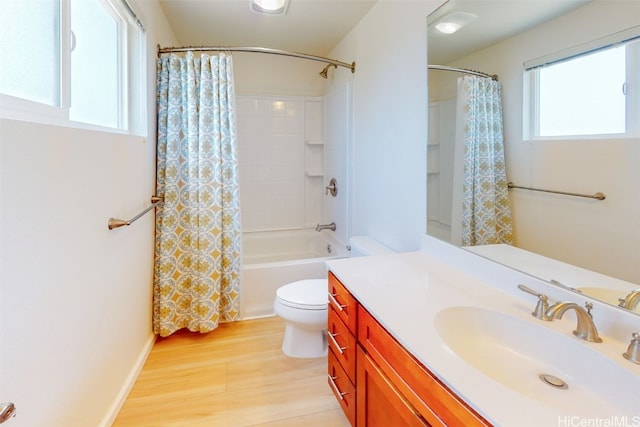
[584,301,594,317]
[325,178,338,197]
[517,284,552,321]
[623,332,640,365]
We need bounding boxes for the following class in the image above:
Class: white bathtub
[241,229,349,319]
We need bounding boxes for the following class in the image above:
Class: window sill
[524,133,640,143]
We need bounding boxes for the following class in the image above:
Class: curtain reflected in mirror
[428,74,513,246]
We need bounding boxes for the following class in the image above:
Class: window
[524,27,640,139]
[70,0,121,128]
[0,0,145,133]
[0,0,60,107]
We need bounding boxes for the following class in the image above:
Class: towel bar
[108,196,163,230]
[507,182,605,201]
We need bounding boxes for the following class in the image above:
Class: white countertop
[326,248,640,426]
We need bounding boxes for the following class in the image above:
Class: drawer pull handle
[328,332,347,354]
[328,292,346,311]
[328,374,347,400]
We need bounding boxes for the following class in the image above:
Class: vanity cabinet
[328,272,491,427]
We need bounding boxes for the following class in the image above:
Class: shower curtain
[153,52,241,337]
[456,75,513,246]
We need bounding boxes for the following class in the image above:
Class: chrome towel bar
[108,196,163,230]
[507,182,605,201]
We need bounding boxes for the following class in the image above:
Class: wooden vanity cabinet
[328,272,491,427]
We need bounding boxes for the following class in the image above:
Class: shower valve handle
[325,178,338,197]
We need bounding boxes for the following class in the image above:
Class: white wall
[327,0,446,252]
[0,1,177,426]
[445,1,640,284]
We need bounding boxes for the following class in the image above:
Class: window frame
[524,26,640,141]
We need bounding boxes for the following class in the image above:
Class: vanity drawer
[357,305,491,427]
[328,305,357,383]
[328,272,357,335]
[328,347,356,426]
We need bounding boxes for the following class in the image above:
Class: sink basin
[434,306,638,416]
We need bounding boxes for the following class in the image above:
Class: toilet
[273,236,394,358]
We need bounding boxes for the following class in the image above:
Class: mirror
[427,0,640,314]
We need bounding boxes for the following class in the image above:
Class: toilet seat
[276,279,327,310]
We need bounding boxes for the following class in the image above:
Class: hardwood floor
[112,316,349,427]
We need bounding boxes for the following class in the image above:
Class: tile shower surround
[236,95,324,231]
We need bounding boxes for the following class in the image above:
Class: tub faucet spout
[315,222,336,232]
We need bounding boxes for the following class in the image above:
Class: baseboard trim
[241,312,277,321]
[99,332,156,427]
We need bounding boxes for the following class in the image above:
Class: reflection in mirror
[427,0,640,314]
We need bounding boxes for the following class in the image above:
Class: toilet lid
[276,279,328,309]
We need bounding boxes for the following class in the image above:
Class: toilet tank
[348,236,395,257]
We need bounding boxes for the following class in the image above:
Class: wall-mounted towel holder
[507,182,605,201]
[108,196,163,230]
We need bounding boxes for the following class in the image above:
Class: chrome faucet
[315,222,336,232]
[618,289,640,310]
[545,301,602,343]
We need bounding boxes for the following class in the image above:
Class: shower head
[319,63,337,79]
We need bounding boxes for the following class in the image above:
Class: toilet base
[281,324,327,358]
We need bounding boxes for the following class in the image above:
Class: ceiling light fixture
[432,11,476,35]
[250,0,289,15]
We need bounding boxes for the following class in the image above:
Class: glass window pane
[0,0,60,106]
[70,0,120,128]
[539,46,626,136]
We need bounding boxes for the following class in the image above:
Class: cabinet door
[358,306,490,427]
[356,347,429,427]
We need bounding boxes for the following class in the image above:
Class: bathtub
[241,228,349,319]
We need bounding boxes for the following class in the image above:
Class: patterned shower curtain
[457,75,513,246]
[153,52,241,337]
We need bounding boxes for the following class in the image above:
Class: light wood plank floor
[112,316,349,427]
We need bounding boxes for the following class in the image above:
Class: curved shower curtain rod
[428,64,498,81]
[157,45,356,74]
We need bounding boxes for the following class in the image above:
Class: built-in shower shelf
[305,140,325,146]
[305,171,324,177]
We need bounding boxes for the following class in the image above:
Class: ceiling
[157,0,590,63]
[157,0,377,56]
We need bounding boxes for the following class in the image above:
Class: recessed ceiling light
[432,11,476,35]
[435,22,462,34]
[250,0,289,15]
